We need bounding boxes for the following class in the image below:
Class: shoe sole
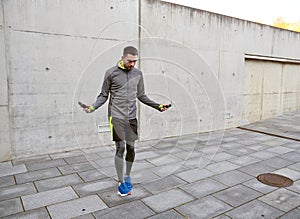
[118,191,132,197]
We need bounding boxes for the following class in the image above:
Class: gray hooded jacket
[92,63,160,120]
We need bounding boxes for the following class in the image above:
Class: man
[84,46,169,196]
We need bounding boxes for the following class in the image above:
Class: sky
[163,0,300,25]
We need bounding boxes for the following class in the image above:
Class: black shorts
[110,117,138,142]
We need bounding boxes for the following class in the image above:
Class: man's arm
[84,71,110,113]
[137,74,169,112]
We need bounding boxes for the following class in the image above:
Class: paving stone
[279,151,300,162]
[213,184,263,207]
[2,207,50,219]
[180,178,227,198]
[142,188,194,213]
[99,185,151,207]
[273,168,300,181]
[283,142,300,149]
[72,213,95,219]
[131,169,160,184]
[26,159,67,171]
[93,200,154,219]
[287,179,300,194]
[135,151,160,160]
[77,169,108,182]
[49,150,84,159]
[0,182,36,201]
[147,209,185,219]
[220,142,244,150]
[176,195,232,219]
[141,175,186,194]
[0,162,13,169]
[82,146,113,154]
[227,147,256,156]
[266,146,295,155]
[154,146,183,156]
[206,161,240,174]
[204,152,236,162]
[182,156,212,168]
[243,178,278,194]
[95,165,116,178]
[202,145,223,154]
[0,176,15,188]
[259,188,300,212]
[213,215,231,219]
[22,186,78,210]
[228,155,260,166]
[150,162,188,178]
[85,151,105,160]
[73,178,116,197]
[261,140,286,146]
[211,170,253,186]
[279,208,300,219]
[15,167,61,184]
[175,168,214,183]
[225,200,284,219]
[35,174,82,192]
[248,150,278,160]
[92,157,114,168]
[64,155,88,164]
[288,162,300,172]
[260,157,294,169]
[131,160,156,172]
[173,150,203,160]
[0,198,23,217]
[248,144,270,151]
[146,155,183,166]
[238,162,276,177]
[0,164,27,177]
[12,155,51,166]
[47,195,107,219]
[238,138,261,146]
[58,162,95,174]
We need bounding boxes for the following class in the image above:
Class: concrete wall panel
[3,0,138,39]
[0,30,8,106]
[0,107,12,161]
[243,59,300,123]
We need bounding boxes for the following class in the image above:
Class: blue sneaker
[124,176,133,191]
[118,182,131,197]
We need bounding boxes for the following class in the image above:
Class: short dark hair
[123,46,138,56]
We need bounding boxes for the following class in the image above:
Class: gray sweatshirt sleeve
[92,71,111,110]
[137,74,161,110]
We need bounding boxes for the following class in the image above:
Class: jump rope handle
[78,101,88,109]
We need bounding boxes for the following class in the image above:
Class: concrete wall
[1,0,300,161]
[1,0,140,160]
[0,0,12,161]
[139,0,300,140]
[243,59,300,123]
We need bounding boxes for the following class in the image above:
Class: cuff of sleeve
[89,106,95,111]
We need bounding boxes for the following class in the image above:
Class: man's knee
[126,142,135,162]
[115,141,125,158]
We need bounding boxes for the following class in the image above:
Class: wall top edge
[245,54,300,64]
[158,0,300,34]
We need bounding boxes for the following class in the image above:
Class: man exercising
[83,46,170,196]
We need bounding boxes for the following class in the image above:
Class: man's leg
[115,141,126,183]
[125,141,135,176]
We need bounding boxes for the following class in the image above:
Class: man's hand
[159,104,171,112]
[83,105,95,113]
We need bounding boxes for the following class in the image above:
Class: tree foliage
[272,17,300,32]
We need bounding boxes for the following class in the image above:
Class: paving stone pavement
[0,112,300,218]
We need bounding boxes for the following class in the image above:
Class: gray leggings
[115,141,135,182]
